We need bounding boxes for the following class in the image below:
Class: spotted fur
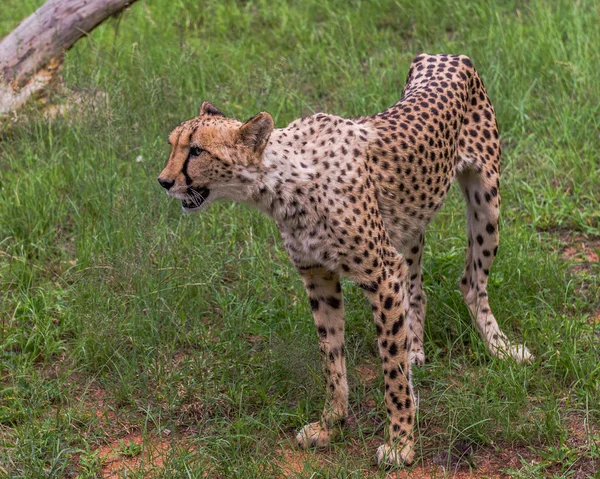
[158,54,533,467]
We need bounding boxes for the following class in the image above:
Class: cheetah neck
[232,114,373,229]
[238,127,318,226]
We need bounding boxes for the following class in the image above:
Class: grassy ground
[1,0,599,477]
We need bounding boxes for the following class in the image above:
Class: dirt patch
[72,383,204,478]
[356,363,379,383]
[276,447,322,477]
[590,309,600,326]
[276,439,528,478]
[390,413,599,479]
[555,232,599,302]
[561,236,599,268]
[558,233,599,273]
[386,462,503,478]
[560,412,600,479]
[97,432,171,478]
[77,382,129,439]
[565,412,596,447]
[371,441,529,479]
[73,384,167,477]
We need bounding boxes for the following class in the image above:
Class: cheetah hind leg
[402,234,427,367]
[458,169,533,364]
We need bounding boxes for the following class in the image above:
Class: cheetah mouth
[181,186,210,211]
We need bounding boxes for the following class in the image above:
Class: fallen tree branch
[1,0,139,116]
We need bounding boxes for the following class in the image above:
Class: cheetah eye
[189,146,204,157]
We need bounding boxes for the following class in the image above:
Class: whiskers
[188,188,208,205]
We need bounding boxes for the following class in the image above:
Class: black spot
[310,299,319,311]
[391,318,403,335]
[384,297,394,310]
[325,296,341,309]
[476,235,484,246]
[486,223,495,234]
[388,343,398,356]
[359,281,378,293]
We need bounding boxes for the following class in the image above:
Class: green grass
[1,0,599,477]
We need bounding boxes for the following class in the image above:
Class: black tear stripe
[182,155,193,185]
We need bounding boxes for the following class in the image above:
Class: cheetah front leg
[296,266,348,449]
[357,253,415,466]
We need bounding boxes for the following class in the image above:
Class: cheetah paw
[296,422,332,449]
[409,348,425,366]
[509,344,534,364]
[376,442,415,467]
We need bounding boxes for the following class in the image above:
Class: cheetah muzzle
[182,186,210,211]
[158,53,533,467]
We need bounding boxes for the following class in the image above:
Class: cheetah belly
[377,194,438,249]
[280,226,342,271]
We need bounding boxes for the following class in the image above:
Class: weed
[118,439,142,458]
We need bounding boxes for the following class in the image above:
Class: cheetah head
[158,101,274,212]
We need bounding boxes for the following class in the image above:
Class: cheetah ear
[238,112,274,152]
[199,101,225,117]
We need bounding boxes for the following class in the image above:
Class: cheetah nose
[158,178,175,190]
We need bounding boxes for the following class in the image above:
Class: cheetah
[158,53,533,466]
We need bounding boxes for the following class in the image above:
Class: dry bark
[0,0,139,115]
